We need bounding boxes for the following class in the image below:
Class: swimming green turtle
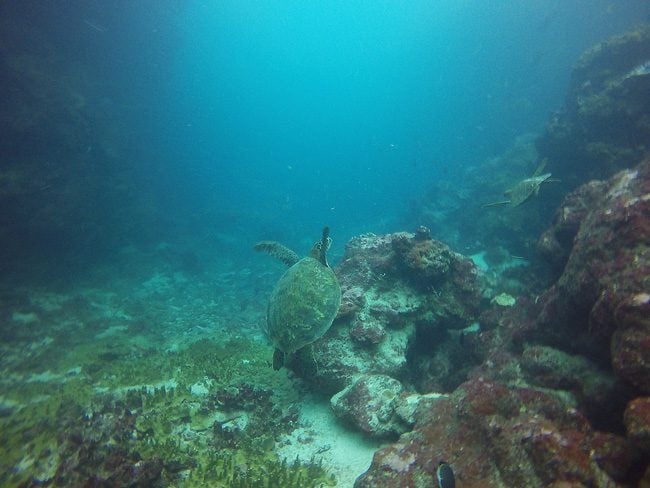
[482,159,559,208]
[254,227,341,370]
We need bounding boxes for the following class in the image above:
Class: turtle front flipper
[254,241,301,267]
[532,158,548,177]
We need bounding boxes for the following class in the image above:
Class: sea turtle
[482,159,559,208]
[254,227,341,370]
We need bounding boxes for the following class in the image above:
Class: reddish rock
[611,295,650,392]
[589,430,642,482]
[519,344,631,429]
[356,377,639,487]
[536,160,650,395]
[349,316,386,346]
[537,180,607,272]
[625,397,650,454]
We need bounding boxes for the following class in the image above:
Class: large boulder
[288,229,483,396]
[356,377,643,487]
[330,374,406,438]
[536,159,650,393]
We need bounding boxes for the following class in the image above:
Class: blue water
[129,0,646,254]
[0,0,647,272]
[2,2,650,485]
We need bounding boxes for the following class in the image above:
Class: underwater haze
[2,1,650,486]
[160,0,647,249]
[1,0,647,259]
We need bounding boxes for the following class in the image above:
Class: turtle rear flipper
[254,241,300,267]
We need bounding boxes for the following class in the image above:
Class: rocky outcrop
[330,374,406,438]
[536,159,650,394]
[288,229,483,396]
[352,159,650,486]
[537,25,650,187]
[625,397,650,456]
[356,377,643,487]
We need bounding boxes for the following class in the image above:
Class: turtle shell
[267,256,341,354]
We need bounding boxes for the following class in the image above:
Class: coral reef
[288,229,483,395]
[535,159,650,392]
[3,11,650,487]
[351,158,650,486]
[356,377,643,487]
[3,182,648,486]
[330,374,406,438]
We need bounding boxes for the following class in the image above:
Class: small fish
[83,19,106,33]
[436,461,455,488]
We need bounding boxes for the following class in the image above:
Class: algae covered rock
[625,397,650,455]
[289,229,483,396]
[537,25,650,186]
[356,377,641,487]
[536,159,650,393]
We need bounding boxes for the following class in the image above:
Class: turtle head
[310,226,332,267]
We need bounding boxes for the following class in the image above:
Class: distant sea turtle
[482,159,559,208]
[254,227,341,370]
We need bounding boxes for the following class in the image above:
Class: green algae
[0,276,334,486]
[0,333,335,487]
[190,451,336,487]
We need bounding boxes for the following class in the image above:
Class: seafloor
[0,245,380,486]
[2,15,650,488]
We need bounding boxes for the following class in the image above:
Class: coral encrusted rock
[288,230,483,396]
[355,377,643,487]
[536,159,650,394]
[537,25,650,186]
[625,397,650,455]
[330,374,406,438]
